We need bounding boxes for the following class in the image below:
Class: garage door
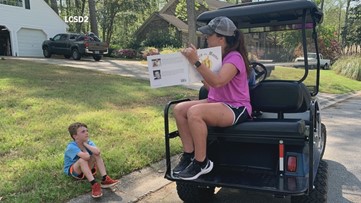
[17,28,46,57]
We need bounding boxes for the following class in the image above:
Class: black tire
[176,181,215,203]
[72,48,81,60]
[323,63,330,70]
[43,47,51,58]
[64,54,71,59]
[291,160,328,203]
[93,55,102,61]
[319,123,327,159]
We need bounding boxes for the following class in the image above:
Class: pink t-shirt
[207,51,252,117]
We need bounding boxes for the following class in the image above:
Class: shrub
[114,49,138,59]
[332,55,361,81]
[160,47,181,54]
[141,47,159,59]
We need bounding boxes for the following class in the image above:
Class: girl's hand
[181,44,199,65]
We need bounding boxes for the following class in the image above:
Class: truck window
[53,34,62,41]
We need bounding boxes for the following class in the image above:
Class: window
[24,0,29,9]
[0,0,23,7]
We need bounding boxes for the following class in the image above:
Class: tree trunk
[50,0,59,15]
[186,0,197,46]
[342,0,352,49]
[88,0,99,36]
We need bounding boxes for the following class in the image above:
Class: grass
[270,66,361,94]
[0,59,197,202]
[1,59,360,202]
[332,55,361,81]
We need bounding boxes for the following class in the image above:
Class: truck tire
[43,47,51,58]
[176,181,215,203]
[93,55,102,61]
[323,63,330,70]
[291,160,328,203]
[72,48,81,60]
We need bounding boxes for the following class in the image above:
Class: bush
[141,31,182,48]
[332,55,361,81]
[114,49,138,59]
[160,47,181,54]
[141,47,159,59]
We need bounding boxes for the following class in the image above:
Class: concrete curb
[67,156,179,203]
[319,91,361,109]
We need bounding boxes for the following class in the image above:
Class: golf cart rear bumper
[165,168,308,196]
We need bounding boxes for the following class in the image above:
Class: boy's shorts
[69,165,97,180]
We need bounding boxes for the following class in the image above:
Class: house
[134,0,233,48]
[0,0,68,57]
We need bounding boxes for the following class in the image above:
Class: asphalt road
[138,96,361,203]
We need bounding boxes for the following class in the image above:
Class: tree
[342,0,353,48]
[88,0,98,36]
[187,0,197,45]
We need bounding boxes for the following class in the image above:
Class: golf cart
[164,0,327,202]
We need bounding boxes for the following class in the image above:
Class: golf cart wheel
[320,123,327,159]
[176,181,215,203]
[291,160,328,203]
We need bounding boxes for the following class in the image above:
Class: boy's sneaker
[101,176,119,188]
[178,159,213,180]
[173,153,194,175]
[91,182,103,198]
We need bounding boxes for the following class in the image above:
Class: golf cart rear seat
[207,81,312,145]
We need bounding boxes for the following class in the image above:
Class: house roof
[135,0,234,38]
[159,14,188,32]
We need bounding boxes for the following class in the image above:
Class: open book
[147,46,222,88]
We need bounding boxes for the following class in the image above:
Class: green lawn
[0,59,196,202]
[0,59,360,202]
[270,66,361,94]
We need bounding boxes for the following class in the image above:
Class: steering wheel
[250,62,267,83]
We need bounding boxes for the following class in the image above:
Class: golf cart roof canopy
[197,0,323,31]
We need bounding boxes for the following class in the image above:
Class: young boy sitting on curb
[64,122,119,198]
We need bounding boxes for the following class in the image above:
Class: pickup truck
[42,33,108,61]
[294,52,331,70]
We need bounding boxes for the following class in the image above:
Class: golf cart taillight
[287,156,297,172]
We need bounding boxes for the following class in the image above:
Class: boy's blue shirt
[63,140,96,175]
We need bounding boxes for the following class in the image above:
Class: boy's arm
[77,151,91,160]
[83,142,100,155]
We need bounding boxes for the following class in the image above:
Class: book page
[188,46,222,83]
[147,52,190,88]
[147,46,222,88]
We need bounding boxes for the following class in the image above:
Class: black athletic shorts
[224,104,249,125]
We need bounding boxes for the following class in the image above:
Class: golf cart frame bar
[198,0,323,96]
[164,0,323,196]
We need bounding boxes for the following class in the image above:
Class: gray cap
[198,16,237,37]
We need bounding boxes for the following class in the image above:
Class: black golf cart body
[164,0,327,202]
